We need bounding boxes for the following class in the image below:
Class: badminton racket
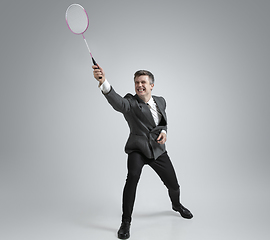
[65,3,101,78]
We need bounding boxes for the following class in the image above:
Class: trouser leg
[122,152,145,222]
[168,188,181,207]
[148,151,181,207]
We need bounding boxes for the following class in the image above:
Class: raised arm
[92,65,131,113]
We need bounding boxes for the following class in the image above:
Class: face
[134,75,154,102]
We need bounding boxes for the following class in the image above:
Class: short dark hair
[134,70,155,85]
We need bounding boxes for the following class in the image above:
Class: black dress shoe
[172,203,193,219]
[117,221,131,239]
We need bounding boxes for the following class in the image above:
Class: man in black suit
[93,65,193,239]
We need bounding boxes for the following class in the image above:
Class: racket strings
[66,4,89,34]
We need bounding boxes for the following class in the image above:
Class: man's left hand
[157,132,167,144]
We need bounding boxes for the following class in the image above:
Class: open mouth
[137,88,145,93]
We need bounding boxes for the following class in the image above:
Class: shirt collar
[146,96,155,107]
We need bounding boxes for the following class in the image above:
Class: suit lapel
[135,94,156,128]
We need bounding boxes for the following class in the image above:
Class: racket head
[65,4,89,35]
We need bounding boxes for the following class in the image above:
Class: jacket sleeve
[103,86,131,114]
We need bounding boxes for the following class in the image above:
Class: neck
[138,94,151,103]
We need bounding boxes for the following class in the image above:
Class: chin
[138,90,147,94]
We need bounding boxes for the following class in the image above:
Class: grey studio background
[0,0,269,239]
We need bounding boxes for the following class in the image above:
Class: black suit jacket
[104,87,168,159]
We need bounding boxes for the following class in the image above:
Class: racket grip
[92,57,102,79]
[92,57,98,66]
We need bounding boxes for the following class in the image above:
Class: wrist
[98,78,105,87]
[99,79,111,94]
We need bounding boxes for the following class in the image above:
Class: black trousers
[122,151,181,222]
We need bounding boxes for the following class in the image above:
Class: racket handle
[92,57,98,66]
[92,57,102,79]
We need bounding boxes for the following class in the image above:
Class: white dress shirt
[146,97,162,126]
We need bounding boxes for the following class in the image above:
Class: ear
[150,83,154,90]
